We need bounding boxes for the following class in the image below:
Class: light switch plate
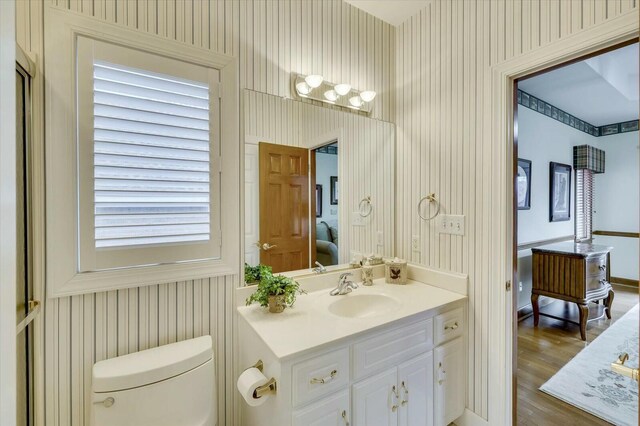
[439,214,465,236]
[352,212,366,226]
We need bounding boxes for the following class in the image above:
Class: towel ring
[359,196,373,217]
[418,193,440,221]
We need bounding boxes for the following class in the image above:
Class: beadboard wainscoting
[244,90,396,264]
[16,1,397,425]
[395,0,638,422]
[45,277,235,426]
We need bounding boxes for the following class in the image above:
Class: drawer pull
[341,410,350,426]
[445,321,459,331]
[310,369,337,385]
[400,381,409,406]
[391,385,399,412]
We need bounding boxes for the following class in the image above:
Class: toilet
[91,335,216,426]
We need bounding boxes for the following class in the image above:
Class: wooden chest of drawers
[531,242,614,341]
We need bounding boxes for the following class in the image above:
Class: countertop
[237,278,466,360]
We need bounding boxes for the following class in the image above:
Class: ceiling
[344,0,429,26]
[518,43,639,126]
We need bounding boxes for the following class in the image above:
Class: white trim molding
[490,11,639,425]
[0,0,16,422]
[44,6,240,297]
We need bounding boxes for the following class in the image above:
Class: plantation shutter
[92,61,211,249]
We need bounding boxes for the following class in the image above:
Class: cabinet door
[292,389,350,426]
[398,352,434,426]
[352,369,399,426]
[434,337,464,426]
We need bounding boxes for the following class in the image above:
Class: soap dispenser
[361,259,374,286]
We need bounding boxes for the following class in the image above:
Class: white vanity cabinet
[238,300,466,426]
[352,352,433,426]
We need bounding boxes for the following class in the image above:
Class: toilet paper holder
[246,359,277,399]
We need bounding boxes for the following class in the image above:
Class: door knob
[262,243,277,251]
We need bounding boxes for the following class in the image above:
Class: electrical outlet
[518,282,523,292]
[377,231,384,246]
[411,235,420,251]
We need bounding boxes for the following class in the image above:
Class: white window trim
[44,6,239,298]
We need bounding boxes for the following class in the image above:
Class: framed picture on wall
[517,159,532,210]
[316,185,322,218]
[330,176,338,205]
[549,162,572,222]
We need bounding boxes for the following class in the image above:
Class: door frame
[493,13,639,425]
[308,129,345,264]
[0,1,17,422]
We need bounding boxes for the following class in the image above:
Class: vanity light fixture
[334,83,352,96]
[295,81,312,96]
[360,90,377,103]
[324,89,339,102]
[292,73,375,114]
[305,74,324,88]
[349,96,364,108]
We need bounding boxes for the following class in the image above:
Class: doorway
[513,42,639,425]
[312,142,339,267]
[16,49,39,426]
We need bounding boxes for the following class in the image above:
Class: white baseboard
[454,408,490,426]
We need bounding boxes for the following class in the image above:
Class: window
[575,169,594,241]
[76,36,222,272]
[45,8,239,296]
[92,61,212,249]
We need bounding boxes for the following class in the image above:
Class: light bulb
[334,83,352,96]
[360,90,377,102]
[349,96,364,108]
[305,74,324,88]
[324,90,338,102]
[296,81,312,95]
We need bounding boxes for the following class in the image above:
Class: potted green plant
[244,263,272,285]
[245,273,305,313]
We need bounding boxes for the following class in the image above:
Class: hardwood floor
[517,284,639,425]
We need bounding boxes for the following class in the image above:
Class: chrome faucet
[330,273,358,296]
[313,261,327,274]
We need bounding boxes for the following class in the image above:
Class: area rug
[540,304,639,426]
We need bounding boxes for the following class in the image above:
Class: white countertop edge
[238,279,467,361]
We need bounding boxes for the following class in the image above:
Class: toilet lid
[92,335,213,392]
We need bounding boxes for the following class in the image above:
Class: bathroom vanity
[237,266,467,426]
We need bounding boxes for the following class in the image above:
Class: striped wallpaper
[17,0,639,425]
[16,1,396,425]
[395,0,638,420]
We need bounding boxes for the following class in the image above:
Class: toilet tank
[91,335,216,426]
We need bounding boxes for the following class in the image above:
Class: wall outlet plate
[377,231,384,246]
[411,235,420,251]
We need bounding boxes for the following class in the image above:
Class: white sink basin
[328,294,401,318]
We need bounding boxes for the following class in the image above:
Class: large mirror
[243,90,395,278]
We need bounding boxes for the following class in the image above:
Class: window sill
[48,258,237,298]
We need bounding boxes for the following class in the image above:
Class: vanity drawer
[352,319,433,380]
[292,347,350,407]
[434,308,464,346]
[586,255,607,276]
